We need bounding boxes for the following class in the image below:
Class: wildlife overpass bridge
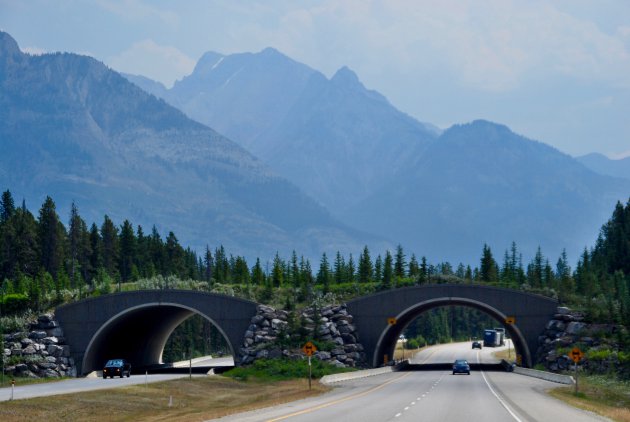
[56,285,557,375]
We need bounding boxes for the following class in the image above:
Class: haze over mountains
[126,45,629,264]
[577,153,630,181]
[0,31,380,261]
[2,30,628,265]
[126,48,439,215]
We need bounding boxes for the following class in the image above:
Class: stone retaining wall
[2,314,76,378]
[239,304,367,368]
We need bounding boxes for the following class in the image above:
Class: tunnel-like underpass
[55,290,258,375]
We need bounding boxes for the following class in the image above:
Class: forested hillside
[1,189,628,352]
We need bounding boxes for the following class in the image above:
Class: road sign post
[570,347,584,395]
[302,342,317,390]
[505,316,515,361]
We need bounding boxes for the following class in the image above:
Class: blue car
[452,359,470,375]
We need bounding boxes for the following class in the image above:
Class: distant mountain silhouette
[0,31,382,261]
[344,120,630,263]
[128,49,630,264]
[576,153,630,181]
[125,48,438,216]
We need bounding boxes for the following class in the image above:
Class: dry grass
[549,375,630,422]
[393,347,424,361]
[492,349,514,361]
[0,376,329,422]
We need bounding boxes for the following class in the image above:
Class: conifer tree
[101,215,119,279]
[251,258,265,285]
[334,251,345,284]
[382,250,393,289]
[271,253,284,287]
[374,255,383,283]
[204,246,213,285]
[408,254,419,279]
[394,244,406,279]
[479,244,499,283]
[347,253,356,284]
[358,246,372,283]
[0,190,15,223]
[38,196,65,279]
[317,252,331,293]
[119,220,136,282]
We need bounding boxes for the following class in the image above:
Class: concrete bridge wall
[55,290,258,375]
[346,284,558,368]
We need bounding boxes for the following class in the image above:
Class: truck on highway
[493,327,506,346]
[483,329,501,347]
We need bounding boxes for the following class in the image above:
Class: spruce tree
[382,250,393,289]
[358,246,373,283]
[38,196,65,279]
[317,252,331,293]
[0,190,15,224]
[101,215,119,279]
[394,244,406,279]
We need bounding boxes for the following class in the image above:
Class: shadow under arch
[374,297,531,368]
[56,290,258,375]
[81,303,233,374]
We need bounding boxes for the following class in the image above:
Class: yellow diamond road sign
[387,317,397,325]
[570,347,584,363]
[505,316,516,325]
[302,341,317,356]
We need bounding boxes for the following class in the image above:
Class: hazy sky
[1,0,629,158]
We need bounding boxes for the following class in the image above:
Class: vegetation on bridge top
[1,190,629,376]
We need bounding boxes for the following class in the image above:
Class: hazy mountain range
[2,30,629,265]
[125,48,439,216]
[0,31,382,261]
[576,153,630,181]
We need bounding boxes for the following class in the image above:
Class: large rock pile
[537,306,627,376]
[2,314,76,378]
[239,304,367,368]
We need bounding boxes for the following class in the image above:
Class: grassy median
[0,376,330,422]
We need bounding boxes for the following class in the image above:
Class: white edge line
[478,353,522,422]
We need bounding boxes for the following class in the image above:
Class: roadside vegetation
[224,357,354,381]
[0,376,329,422]
[549,374,630,422]
[1,190,630,416]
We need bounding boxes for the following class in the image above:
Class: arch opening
[82,303,233,374]
[373,297,531,368]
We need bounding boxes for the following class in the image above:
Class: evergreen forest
[1,190,629,359]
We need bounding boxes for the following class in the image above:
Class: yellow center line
[266,371,414,422]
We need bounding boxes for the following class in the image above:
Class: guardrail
[511,366,574,384]
[320,361,407,385]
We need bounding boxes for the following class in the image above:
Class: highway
[0,355,233,402]
[212,342,608,422]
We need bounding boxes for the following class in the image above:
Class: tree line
[1,190,629,329]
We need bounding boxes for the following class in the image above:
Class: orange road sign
[302,341,317,356]
[570,347,584,363]
[387,317,397,325]
[505,316,516,325]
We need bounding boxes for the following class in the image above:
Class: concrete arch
[55,290,258,374]
[346,284,558,368]
[80,302,234,374]
[373,297,531,368]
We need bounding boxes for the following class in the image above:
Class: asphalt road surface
[0,355,233,402]
[211,342,608,422]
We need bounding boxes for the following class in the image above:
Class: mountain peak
[0,31,22,58]
[192,51,226,75]
[331,66,361,86]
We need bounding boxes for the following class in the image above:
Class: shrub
[1,293,30,315]
[224,358,354,381]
